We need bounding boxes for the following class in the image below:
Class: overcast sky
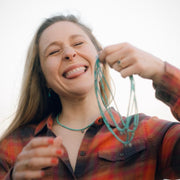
[0,0,180,134]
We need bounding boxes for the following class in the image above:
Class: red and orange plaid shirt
[0,62,180,180]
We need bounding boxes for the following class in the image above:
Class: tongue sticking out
[64,66,87,79]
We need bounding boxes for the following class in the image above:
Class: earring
[48,89,51,98]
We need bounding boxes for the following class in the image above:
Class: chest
[53,127,86,171]
[42,135,158,180]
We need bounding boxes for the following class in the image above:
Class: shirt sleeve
[159,123,180,178]
[0,126,34,180]
[0,134,21,180]
[153,62,180,120]
[0,165,12,180]
[0,145,14,180]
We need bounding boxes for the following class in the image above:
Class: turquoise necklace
[94,58,139,145]
[56,115,94,133]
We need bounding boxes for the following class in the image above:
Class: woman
[0,14,180,180]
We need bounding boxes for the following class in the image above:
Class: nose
[62,47,77,60]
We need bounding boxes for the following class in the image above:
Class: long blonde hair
[1,14,111,140]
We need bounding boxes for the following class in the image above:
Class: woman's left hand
[99,43,165,84]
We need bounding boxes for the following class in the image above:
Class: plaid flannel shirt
[0,62,180,180]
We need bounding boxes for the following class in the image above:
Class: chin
[70,84,95,97]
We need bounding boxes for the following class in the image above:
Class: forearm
[153,62,180,120]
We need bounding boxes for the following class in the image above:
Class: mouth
[63,65,88,79]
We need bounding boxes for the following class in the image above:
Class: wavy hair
[1,14,111,140]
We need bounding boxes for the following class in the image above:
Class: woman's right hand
[99,43,165,84]
[12,136,63,179]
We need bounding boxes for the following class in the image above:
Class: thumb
[53,136,63,148]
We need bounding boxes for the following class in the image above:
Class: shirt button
[95,118,103,125]
[80,151,86,156]
[119,153,124,157]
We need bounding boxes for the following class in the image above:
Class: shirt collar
[34,115,54,135]
[34,107,123,135]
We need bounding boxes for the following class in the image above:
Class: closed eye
[74,42,84,46]
[49,50,60,56]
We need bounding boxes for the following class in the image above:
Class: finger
[103,50,125,68]
[120,64,138,78]
[13,170,44,180]
[18,145,63,161]
[110,55,133,72]
[24,137,55,150]
[15,157,59,171]
[53,136,63,148]
[111,61,123,72]
[100,43,134,67]
[99,43,124,62]
[99,42,134,62]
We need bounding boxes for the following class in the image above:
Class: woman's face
[39,21,98,99]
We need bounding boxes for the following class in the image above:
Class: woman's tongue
[64,66,86,79]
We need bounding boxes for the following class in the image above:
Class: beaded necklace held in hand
[94,58,139,145]
[56,58,139,142]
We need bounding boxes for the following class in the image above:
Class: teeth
[66,67,86,77]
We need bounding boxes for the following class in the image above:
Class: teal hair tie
[94,58,139,145]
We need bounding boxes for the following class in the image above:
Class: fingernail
[48,138,54,144]
[56,149,63,155]
[51,157,58,164]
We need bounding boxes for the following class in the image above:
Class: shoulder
[138,113,177,131]
[136,113,179,144]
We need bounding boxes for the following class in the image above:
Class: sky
[0,0,180,135]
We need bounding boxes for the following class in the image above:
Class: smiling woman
[0,14,180,179]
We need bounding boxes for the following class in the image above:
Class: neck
[58,91,103,129]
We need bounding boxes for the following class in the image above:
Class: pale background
[0,0,180,136]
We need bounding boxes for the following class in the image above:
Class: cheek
[79,42,98,57]
[78,45,98,66]
[40,58,60,82]
[87,44,98,57]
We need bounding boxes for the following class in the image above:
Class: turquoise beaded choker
[56,116,94,133]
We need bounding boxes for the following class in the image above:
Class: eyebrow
[42,34,86,56]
